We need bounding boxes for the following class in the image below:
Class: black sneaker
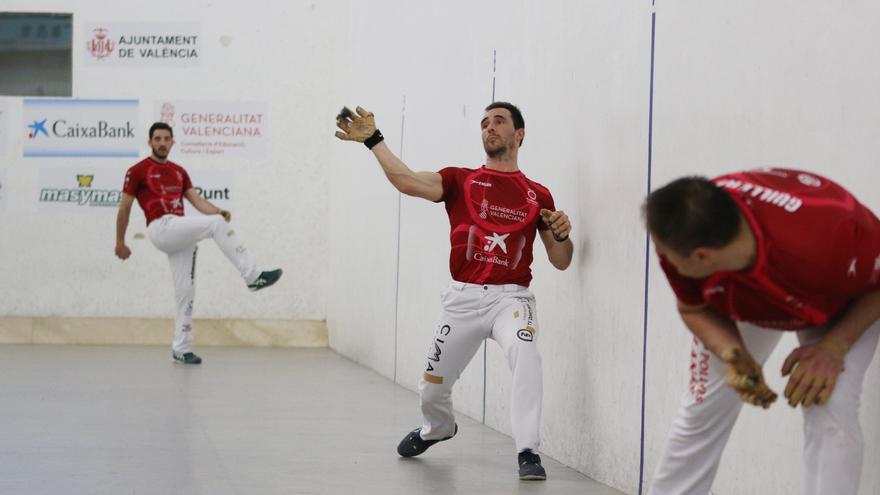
[248,269,283,292]
[172,351,202,364]
[518,449,547,480]
[397,424,458,457]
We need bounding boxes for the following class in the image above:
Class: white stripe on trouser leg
[650,324,782,495]
[147,214,260,284]
[419,288,487,441]
[168,244,197,354]
[490,294,542,453]
[797,320,879,495]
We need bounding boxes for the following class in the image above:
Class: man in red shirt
[115,122,282,365]
[335,103,573,480]
[644,168,880,495]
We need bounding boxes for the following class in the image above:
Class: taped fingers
[539,208,554,221]
[789,375,836,408]
[816,379,836,405]
[781,348,801,376]
[739,381,777,409]
[787,378,812,407]
[721,347,778,407]
[801,380,824,407]
[540,209,571,237]
[334,104,378,143]
[722,348,758,390]
[725,368,756,390]
[783,365,806,401]
[335,106,355,141]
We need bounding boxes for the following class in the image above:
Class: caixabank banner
[84,22,200,67]
[23,99,139,158]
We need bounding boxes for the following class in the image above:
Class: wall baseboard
[0,317,328,348]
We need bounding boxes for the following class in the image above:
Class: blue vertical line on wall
[639,8,657,495]
[482,48,498,425]
[394,94,407,383]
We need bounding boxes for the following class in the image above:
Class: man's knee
[208,214,227,232]
[505,337,542,370]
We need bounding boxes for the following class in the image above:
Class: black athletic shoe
[172,351,202,364]
[248,269,283,292]
[397,424,458,457]
[518,449,547,480]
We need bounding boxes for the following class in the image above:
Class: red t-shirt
[122,157,193,226]
[660,168,880,330]
[438,166,555,287]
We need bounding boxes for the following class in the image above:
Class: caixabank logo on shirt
[39,168,121,212]
[23,99,139,158]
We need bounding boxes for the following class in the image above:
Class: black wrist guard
[364,129,384,149]
[553,233,569,242]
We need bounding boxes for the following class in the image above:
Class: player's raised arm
[115,193,135,260]
[335,105,442,202]
[184,188,231,222]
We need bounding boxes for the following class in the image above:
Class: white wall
[2,1,878,494]
[0,0,343,320]
[327,1,880,494]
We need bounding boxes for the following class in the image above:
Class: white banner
[0,167,7,211]
[38,167,123,213]
[23,99,139,158]
[184,169,236,216]
[84,22,200,67]
[155,100,268,159]
[0,99,8,157]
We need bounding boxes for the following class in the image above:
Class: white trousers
[418,282,543,453]
[650,320,880,495]
[147,214,260,353]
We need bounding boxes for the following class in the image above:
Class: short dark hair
[643,176,741,257]
[484,101,524,145]
[149,122,173,139]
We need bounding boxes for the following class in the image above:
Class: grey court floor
[0,345,623,495]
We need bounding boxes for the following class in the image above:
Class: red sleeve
[659,256,706,305]
[827,205,880,296]
[437,167,459,203]
[122,165,141,196]
[181,167,194,192]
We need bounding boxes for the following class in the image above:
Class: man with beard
[335,102,573,480]
[115,122,282,364]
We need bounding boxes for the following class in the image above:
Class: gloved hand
[721,347,777,409]
[335,106,378,143]
[540,208,571,241]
